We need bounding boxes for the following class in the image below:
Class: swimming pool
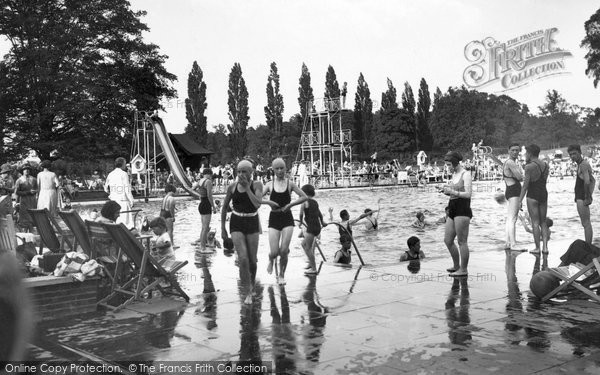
[78,176,586,266]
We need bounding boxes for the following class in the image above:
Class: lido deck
[27,238,600,374]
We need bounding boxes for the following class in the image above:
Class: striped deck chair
[98,222,189,311]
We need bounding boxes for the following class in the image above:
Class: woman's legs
[444,217,459,271]
[245,232,259,285]
[231,231,252,303]
[278,226,294,280]
[527,198,541,251]
[200,213,211,251]
[454,216,470,274]
[267,228,281,275]
[165,217,174,245]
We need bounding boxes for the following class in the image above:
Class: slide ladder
[148,116,198,197]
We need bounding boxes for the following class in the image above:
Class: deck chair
[85,220,122,286]
[57,210,92,256]
[98,222,189,311]
[543,240,600,303]
[28,208,74,255]
[0,214,18,254]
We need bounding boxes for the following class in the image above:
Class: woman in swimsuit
[263,158,307,285]
[221,160,278,304]
[440,151,472,277]
[194,168,217,253]
[518,144,549,254]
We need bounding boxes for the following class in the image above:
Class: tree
[582,8,600,88]
[264,62,284,134]
[324,65,340,100]
[380,78,398,112]
[538,89,570,116]
[353,73,373,156]
[227,63,249,159]
[433,87,443,110]
[206,124,231,163]
[298,63,314,126]
[416,78,433,151]
[185,61,208,146]
[372,108,415,159]
[401,82,417,148]
[0,0,176,161]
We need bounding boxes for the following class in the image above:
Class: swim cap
[237,160,253,170]
[272,158,286,169]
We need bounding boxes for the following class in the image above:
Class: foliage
[353,73,373,156]
[416,78,433,151]
[371,108,416,159]
[227,63,249,159]
[324,65,340,100]
[581,8,600,88]
[0,0,176,161]
[401,82,417,148]
[380,78,398,112]
[264,62,284,134]
[185,61,208,146]
[206,124,231,164]
[298,63,314,126]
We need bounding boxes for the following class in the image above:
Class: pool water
[78,176,588,266]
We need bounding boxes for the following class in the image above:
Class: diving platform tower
[298,97,352,184]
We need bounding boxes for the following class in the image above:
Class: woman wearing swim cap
[221,160,278,304]
[263,158,308,285]
[440,150,472,277]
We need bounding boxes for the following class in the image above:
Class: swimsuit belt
[232,210,258,217]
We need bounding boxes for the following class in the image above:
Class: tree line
[2,1,600,170]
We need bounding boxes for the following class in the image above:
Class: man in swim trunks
[518,144,549,254]
[568,144,595,244]
[503,143,523,250]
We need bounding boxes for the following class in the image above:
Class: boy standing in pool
[334,234,352,264]
[400,236,425,261]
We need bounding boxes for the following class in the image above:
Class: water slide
[149,116,199,197]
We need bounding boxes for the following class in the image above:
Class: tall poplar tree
[264,62,284,134]
[401,82,417,150]
[380,78,398,112]
[353,73,373,155]
[185,61,208,146]
[227,63,249,158]
[298,63,314,126]
[324,65,341,101]
[416,78,433,151]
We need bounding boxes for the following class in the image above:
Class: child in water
[149,217,175,262]
[400,236,425,261]
[334,234,352,264]
[329,208,379,238]
[411,211,426,228]
[205,230,222,251]
[363,208,378,230]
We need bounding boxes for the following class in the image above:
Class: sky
[3,0,600,135]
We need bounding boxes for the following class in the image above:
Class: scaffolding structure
[130,111,160,200]
[298,97,352,185]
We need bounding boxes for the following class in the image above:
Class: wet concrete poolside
[25,236,600,374]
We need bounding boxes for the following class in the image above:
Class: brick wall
[25,277,100,321]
